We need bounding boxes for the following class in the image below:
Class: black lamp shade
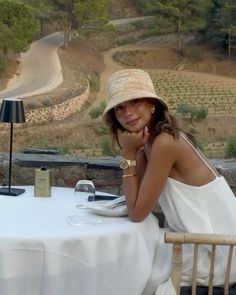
[0,98,26,196]
[0,98,25,123]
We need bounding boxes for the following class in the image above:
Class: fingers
[143,126,150,143]
[118,127,149,151]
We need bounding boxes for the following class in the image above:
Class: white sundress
[155,134,236,295]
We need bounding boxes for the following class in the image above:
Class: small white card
[34,168,51,197]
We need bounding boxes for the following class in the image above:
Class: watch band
[119,158,136,170]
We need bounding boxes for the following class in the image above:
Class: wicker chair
[165,232,236,295]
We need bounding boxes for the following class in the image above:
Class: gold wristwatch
[119,158,136,170]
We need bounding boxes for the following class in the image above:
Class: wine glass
[75,179,95,208]
[66,179,103,227]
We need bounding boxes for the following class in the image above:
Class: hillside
[1,39,234,158]
[0,3,236,157]
[92,42,236,157]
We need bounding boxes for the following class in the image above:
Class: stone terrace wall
[0,153,123,195]
[0,152,235,196]
[25,86,89,125]
[0,85,89,128]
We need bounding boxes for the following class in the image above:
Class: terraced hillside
[1,34,236,159]
[101,45,236,158]
[149,70,236,116]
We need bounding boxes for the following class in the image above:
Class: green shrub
[100,138,115,156]
[193,106,208,121]
[90,72,100,92]
[176,103,192,119]
[89,100,106,119]
[225,136,236,158]
[99,101,106,113]
[176,103,208,123]
[89,108,101,119]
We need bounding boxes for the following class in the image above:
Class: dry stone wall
[25,86,89,125]
[0,85,89,128]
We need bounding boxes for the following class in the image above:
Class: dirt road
[0,32,63,100]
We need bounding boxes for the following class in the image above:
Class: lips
[126,118,139,126]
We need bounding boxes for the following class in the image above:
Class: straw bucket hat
[102,69,168,124]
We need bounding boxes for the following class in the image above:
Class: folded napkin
[85,195,128,217]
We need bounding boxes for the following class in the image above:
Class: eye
[130,99,139,105]
[114,105,123,112]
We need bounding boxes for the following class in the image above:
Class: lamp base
[0,187,25,196]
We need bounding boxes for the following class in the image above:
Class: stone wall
[0,85,89,128]
[0,153,123,195]
[25,86,89,125]
[0,152,235,196]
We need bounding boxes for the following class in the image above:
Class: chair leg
[171,243,183,295]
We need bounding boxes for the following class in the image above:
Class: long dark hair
[105,98,196,152]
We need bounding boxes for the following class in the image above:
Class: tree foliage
[20,0,53,34]
[75,0,108,29]
[48,0,108,49]
[203,0,236,57]
[218,1,236,59]
[0,0,40,56]
[133,0,212,51]
[132,0,236,56]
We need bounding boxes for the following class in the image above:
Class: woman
[102,69,236,293]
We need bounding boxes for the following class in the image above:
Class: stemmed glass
[66,179,103,227]
[75,179,95,208]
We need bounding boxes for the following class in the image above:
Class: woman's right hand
[118,126,149,156]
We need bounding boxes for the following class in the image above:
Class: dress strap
[179,133,218,177]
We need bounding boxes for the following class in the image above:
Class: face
[114,98,154,132]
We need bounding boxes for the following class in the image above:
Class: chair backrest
[165,232,236,295]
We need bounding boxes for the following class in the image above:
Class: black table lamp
[0,98,26,196]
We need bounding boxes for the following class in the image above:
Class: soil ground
[1,38,236,157]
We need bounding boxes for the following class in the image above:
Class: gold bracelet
[122,174,137,178]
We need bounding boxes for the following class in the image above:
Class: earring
[151,106,155,114]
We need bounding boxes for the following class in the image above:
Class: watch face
[120,159,129,169]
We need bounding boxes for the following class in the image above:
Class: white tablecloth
[0,186,165,295]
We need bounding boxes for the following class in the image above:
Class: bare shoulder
[149,132,180,163]
[146,132,179,174]
[152,132,178,150]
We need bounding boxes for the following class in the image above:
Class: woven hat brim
[102,90,168,123]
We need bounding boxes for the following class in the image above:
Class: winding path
[77,47,126,125]
[0,32,64,100]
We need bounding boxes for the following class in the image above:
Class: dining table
[0,185,168,295]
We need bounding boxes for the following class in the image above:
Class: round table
[0,186,162,295]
